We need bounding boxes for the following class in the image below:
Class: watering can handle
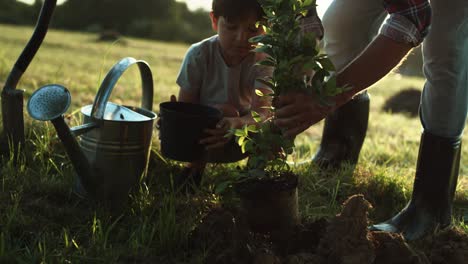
[90,57,153,120]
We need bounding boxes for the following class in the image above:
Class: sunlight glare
[177,0,332,17]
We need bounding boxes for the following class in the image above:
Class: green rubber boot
[370,131,461,240]
[313,91,370,169]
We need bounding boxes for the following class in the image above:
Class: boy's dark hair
[212,0,264,21]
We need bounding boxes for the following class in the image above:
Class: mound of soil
[382,88,421,117]
[190,195,468,264]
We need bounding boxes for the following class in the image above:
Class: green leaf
[254,45,273,56]
[261,105,274,110]
[288,54,304,65]
[215,181,231,194]
[250,34,274,45]
[251,111,262,123]
[255,89,265,97]
[302,60,319,71]
[318,57,336,71]
[243,125,249,135]
[238,136,245,146]
[244,141,255,154]
[234,130,246,137]
[249,35,264,43]
[324,76,337,93]
[256,78,275,89]
[247,125,258,133]
[241,141,247,153]
[303,0,314,8]
[256,60,275,67]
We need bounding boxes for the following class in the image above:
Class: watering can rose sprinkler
[1,0,56,160]
[27,57,156,203]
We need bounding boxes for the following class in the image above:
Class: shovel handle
[4,0,57,91]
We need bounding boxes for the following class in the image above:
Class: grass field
[0,24,467,263]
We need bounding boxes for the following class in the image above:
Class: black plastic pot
[159,101,222,162]
[236,172,300,233]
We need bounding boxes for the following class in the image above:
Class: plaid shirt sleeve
[381,0,432,46]
[300,6,324,40]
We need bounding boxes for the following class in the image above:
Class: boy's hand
[212,104,239,117]
[200,117,238,150]
[199,104,241,149]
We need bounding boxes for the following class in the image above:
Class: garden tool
[371,131,461,240]
[312,91,370,169]
[1,0,57,160]
[27,57,156,204]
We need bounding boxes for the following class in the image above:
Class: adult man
[276,0,467,240]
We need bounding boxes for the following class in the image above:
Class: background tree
[0,0,38,24]
[53,0,213,43]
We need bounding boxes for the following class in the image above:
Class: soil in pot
[235,171,300,233]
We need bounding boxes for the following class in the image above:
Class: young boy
[173,0,273,187]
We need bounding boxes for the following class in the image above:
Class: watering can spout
[27,84,97,196]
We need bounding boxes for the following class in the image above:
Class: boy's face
[210,12,264,65]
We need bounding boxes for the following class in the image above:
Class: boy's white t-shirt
[176,35,272,116]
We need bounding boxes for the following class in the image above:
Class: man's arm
[274,34,412,137]
[333,34,413,106]
[274,0,432,138]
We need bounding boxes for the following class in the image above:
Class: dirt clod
[253,251,281,264]
[189,194,468,264]
[318,194,375,264]
[427,228,468,264]
[284,253,324,264]
[371,231,429,264]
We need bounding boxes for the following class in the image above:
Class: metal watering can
[27,57,156,203]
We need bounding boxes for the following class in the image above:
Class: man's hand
[274,92,334,138]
